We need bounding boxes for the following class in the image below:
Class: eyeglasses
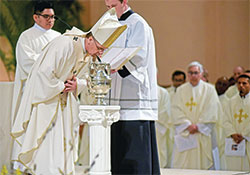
[188,71,200,75]
[36,13,56,20]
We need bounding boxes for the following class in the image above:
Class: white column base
[79,105,120,175]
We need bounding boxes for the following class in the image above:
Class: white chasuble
[11,27,89,175]
[223,93,250,171]
[11,24,60,127]
[171,80,220,170]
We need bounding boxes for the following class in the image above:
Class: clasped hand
[231,133,244,144]
[63,75,77,93]
[187,124,199,134]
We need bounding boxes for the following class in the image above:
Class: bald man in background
[225,66,245,99]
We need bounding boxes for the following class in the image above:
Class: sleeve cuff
[76,78,87,96]
[176,120,192,134]
[197,123,212,136]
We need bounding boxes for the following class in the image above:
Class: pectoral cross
[185,97,197,112]
[234,108,248,123]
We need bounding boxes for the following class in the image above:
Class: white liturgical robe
[225,85,238,99]
[156,86,172,168]
[11,27,90,175]
[108,11,158,121]
[217,94,229,170]
[223,92,250,171]
[171,80,220,170]
[11,24,60,126]
[166,86,176,101]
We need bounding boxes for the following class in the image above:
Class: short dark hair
[172,70,186,80]
[237,74,250,83]
[34,0,54,14]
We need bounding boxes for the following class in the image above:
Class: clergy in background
[215,76,230,170]
[11,8,126,175]
[223,73,250,171]
[171,61,220,170]
[225,66,245,99]
[167,70,186,101]
[156,85,172,168]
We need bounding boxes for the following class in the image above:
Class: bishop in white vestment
[11,8,126,175]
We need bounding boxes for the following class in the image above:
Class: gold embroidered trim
[12,101,60,175]
[102,25,127,48]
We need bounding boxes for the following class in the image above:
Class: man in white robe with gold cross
[171,61,220,170]
[11,8,126,175]
[223,73,250,171]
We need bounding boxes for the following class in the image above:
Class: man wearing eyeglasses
[170,61,220,170]
[11,0,60,172]
[167,70,186,100]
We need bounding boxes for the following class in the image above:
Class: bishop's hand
[63,75,77,93]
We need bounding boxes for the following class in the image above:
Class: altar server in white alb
[171,61,220,170]
[105,0,160,174]
[11,1,61,127]
[223,73,250,171]
[11,8,126,175]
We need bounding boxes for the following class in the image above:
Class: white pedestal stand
[79,105,120,175]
